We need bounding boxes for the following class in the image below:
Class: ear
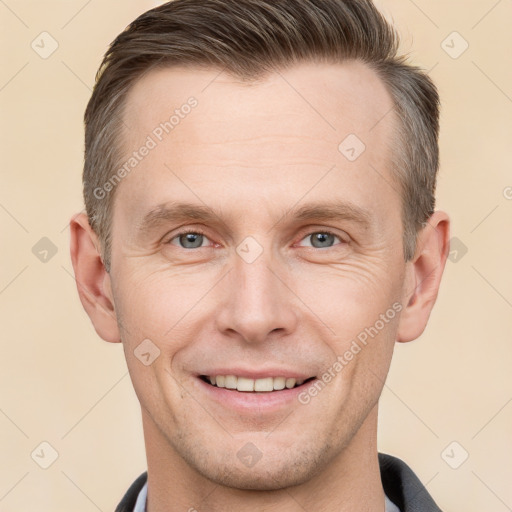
[69,212,121,343]
[396,210,450,343]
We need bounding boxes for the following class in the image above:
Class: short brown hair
[83,0,440,273]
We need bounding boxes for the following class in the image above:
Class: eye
[165,229,346,250]
[168,230,211,249]
[297,231,345,249]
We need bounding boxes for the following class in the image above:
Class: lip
[196,368,314,380]
[195,375,318,414]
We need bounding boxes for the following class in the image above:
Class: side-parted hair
[83,0,440,273]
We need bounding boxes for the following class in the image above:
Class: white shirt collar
[133,480,147,512]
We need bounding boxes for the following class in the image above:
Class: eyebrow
[135,202,227,235]
[135,200,373,236]
[288,203,372,230]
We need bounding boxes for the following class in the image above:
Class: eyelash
[165,228,347,249]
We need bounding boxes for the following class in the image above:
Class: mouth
[199,375,316,392]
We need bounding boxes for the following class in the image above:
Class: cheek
[310,314,398,436]
[290,258,402,341]
[111,271,192,407]
[297,262,402,414]
[114,265,205,341]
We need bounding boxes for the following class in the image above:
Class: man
[69,0,450,510]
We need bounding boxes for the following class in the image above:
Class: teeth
[225,375,237,389]
[254,377,273,392]
[204,375,308,392]
[285,378,296,389]
[237,377,254,392]
[273,377,286,390]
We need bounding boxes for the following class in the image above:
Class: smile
[199,375,315,392]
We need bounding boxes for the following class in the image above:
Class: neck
[142,406,385,512]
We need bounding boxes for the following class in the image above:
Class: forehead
[116,61,399,228]
[122,60,395,145]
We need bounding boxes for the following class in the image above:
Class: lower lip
[196,377,316,413]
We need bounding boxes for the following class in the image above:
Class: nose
[215,251,299,344]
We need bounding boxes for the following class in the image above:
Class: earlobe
[396,211,450,343]
[69,212,121,343]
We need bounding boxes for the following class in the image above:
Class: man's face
[109,61,408,489]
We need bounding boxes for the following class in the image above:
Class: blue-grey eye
[300,232,341,248]
[311,232,336,248]
[176,232,205,248]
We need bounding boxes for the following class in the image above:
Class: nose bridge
[215,246,297,343]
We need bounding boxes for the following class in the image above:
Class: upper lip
[198,368,315,380]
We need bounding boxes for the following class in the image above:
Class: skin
[70,61,450,512]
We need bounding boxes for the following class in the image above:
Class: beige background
[1,0,511,510]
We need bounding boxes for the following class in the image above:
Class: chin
[207,464,316,491]
[187,443,333,491]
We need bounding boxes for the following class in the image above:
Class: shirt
[133,481,401,511]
